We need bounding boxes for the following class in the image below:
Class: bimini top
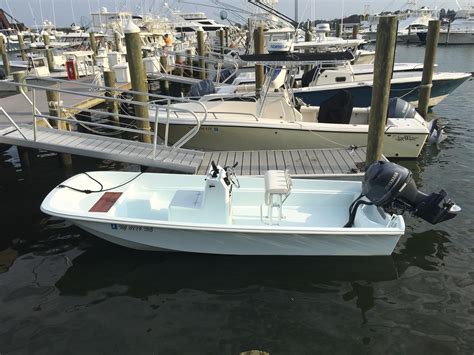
[239,51,355,65]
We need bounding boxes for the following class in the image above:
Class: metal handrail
[34,113,155,136]
[0,107,28,140]
[7,78,208,152]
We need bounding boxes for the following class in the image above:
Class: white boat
[40,161,459,256]
[151,93,430,158]
[417,7,474,45]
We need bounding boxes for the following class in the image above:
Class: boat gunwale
[40,205,405,235]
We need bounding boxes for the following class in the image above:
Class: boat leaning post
[366,16,398,167]
[417,20,440,119]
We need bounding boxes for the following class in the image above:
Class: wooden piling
[89,32,98,65]
[43,34,55,73]
[366,16,398,166]
[254,26,264,99]
[103,70,119,125]
[336,23,341,38]
[304,21,312,73]
[417,20,440,118]
[124,21,151,143]
[18,33,27,61]
[17,147,31,170]
[186,48,193,78]
[46,88,72,166]
[13,71,28,94]
[352,24,359,39]
[0,36,11,77]
[197,29,206,80]
[445,21,451,46]
[224,27,229,48]
[160,55,170,95]
[218,28,225,57]
[114,31,122,52]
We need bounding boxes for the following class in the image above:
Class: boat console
[168,161,238,224]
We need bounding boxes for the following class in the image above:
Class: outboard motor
[387,98,416,118]
[345,161,460,227]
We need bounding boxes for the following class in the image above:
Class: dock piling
[160,55,170,95]
[114,31,122,52]
[218,28,225,57]
[304,21,312,73]
[18,33,27,61]
[197,29,206,80]
[186,48,193,78]
[417,20,440,118]
[366,16,398,166]
[254,26,264,99]
[46,88,72,166]
[352,25,359,39]
[445,21,451,46]
[43,34,55,73]
[0,36,11,77]
[103,70,120,126]
[124,21,151,143]
[89,32,98,65]
[13,71,28,94]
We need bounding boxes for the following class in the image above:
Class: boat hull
[75,220,402,256]
[158,123,427,158]
[293,76,469,108]
[418,31,474,45]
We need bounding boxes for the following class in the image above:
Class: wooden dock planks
[197,148,366,177]
[0,125,367,178]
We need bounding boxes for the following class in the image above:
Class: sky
[1,0,466,27]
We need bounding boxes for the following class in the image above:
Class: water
[1,45,474,354]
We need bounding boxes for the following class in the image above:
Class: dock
[0,123,366,177]
[0,76,367,178]
[0,76,130,126]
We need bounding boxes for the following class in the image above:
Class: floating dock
[0,76,130,126]
[0,123,367,177]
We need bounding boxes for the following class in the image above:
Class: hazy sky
[2,0,466,27]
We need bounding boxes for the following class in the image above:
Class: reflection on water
[55,245,398,296]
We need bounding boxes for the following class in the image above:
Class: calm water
[1,46,473,354]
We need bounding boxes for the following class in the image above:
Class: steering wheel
[210,161,219,178]
[225,162,240,188]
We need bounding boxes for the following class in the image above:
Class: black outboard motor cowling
[387,98,417,119]
[362,161,460,224]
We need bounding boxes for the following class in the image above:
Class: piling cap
[124,21,140,34]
